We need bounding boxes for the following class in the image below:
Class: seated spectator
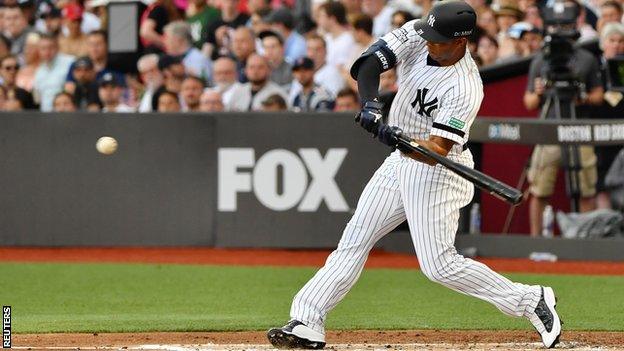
[226,53,287,111]
[58,3,88,57]
[477,7,499,38]
[231,26,257,82]
[477,34,499,67]
[317,1,356,69]
[98,72,134,112]
[390,10,414,30]
[305,34,345,96]
[0,54,36,109]
[212,56,242,107]
[140,0,182,53]
[524,4,543,30]
[16,32,40,92]
[157,90,181,112]
[199,89,224,112]
[33,34,75,111]
[65,56,100,111]
[362,0,394,37]
[494,0,522,40]
[342,14,375,90]
[289,57,334,112]
[35,2,62,36]
[334,87,360,111]
[250,7,272,36]
[137,54,163,112]
[151,54,186,111]
[597,1,623,34]
[185,0,220,49]
[52,91,77,112]
[518,24,542,57]
[204,0,250,59]
[180,75,204,111]
[261,93,288,111]
[4,6,33,57]
[265,8,306,63]
[163,20,212,82]
[259,30,293,88]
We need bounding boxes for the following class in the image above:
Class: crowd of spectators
[0,0,622,113]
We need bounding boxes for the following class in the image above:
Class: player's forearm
[403,138,451,166]
[355,56,382,104]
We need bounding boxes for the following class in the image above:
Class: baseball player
[267,1,562,349]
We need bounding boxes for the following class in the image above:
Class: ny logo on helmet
[427,15,435,27]
[411,88,438,117]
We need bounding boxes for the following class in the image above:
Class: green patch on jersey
[449,118,465,130]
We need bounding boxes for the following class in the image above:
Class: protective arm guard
[349,39,398,80]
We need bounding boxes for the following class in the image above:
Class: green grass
[1,262,623,333]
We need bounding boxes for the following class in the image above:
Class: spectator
[33,34,74,111]
[58,3,88,57]
[4,88,24,111]
[250,7,272,36]
[379,67,397,93]
[317,1,356,69]
[98,72,134,112]
[524,4,543,30]
[185,0,220,49]
[261,93,287,111]
[518,24,542,57]
[163,20,212,82]
[152,54,186,111]
[0,35,10,59]
[66,30,124,91]
[180,75,204,111]
[390,10,414,30]
[477,7,499,38]
[334,87,359,111]
[597,1,623,34]
[362,0,394,37]
[36,2,62,36]
[199,89,224,112]
[289,57,334,112]
[341,0,364,24]
[247,0,271,17]
[205,0,250,59]
[494,0,522,39]
[523,17,604,236]
[4,6,32,57]
[15,32,39,91]
[212,56,242,107]
[343,14,375,90]
[231,26,256,82]
[265,7,306,63]
[140,0,182,53]
[156,90,181,112]
[477,33,499,67]
[227,53,287,111]
[52,91,77,112]
[305,34,345,96]
[64,56,99,110]
[0,54,35,109]
[259,30,293,88]
[137,53,163,112]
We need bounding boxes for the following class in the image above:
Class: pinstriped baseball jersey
[382,20,483,155]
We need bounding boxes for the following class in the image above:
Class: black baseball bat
[396,135,523,205]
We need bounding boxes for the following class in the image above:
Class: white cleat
[529,286,562,348]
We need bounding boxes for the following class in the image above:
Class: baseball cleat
[267,320,326,349]
[529,286,562,348]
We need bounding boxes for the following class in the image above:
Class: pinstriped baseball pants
[290,151,542,334]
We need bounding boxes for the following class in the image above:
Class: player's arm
[402,136,456,166]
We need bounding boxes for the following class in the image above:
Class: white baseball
[96,136,118,155]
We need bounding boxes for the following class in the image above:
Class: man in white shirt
[316,1,357,69]
[212,56,242,107]
[98,72,134,112]
[227,53,288,111]
[304,34,345,96]
[33,33,74,112]
[362,0,395,37]
[163,20,213,83]
[137,54,163,113]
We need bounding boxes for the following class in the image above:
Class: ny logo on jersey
[427,15,436,27]
[411,88,438,117]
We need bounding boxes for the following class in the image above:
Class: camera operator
[523,0,604,237]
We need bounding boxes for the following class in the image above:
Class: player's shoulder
[383,19,424,45]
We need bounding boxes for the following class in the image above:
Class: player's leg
[268,153,407,349]
[398,154,561,348]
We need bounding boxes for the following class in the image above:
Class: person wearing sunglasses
[0,54,36,109]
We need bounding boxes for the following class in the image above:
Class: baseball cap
[508,22,540,39]
[292,57,315,71]
[264,8,295,30]
[98,72,120,87]
[74,56,94,69]
[413,0,477,43]
[63,3,83,21]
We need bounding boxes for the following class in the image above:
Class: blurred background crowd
[0,0,622,113]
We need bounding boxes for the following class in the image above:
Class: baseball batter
[268,1,561,349]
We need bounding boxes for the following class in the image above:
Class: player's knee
[420,265,447,284]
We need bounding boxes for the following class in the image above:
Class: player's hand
[355,100,384,135]
[377,124,403,147]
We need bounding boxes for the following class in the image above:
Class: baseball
[96,136,118,155]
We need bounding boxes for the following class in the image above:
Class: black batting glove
[355,100,384,135]
[377,124,403,148]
